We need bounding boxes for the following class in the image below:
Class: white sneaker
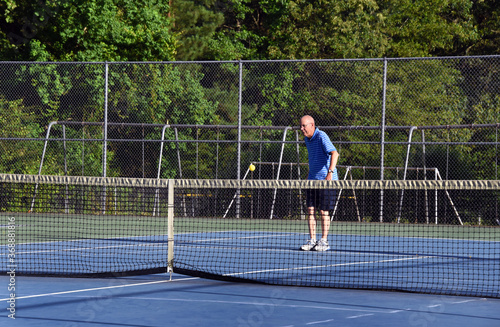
[300,239,317,251]
[314,239,330,251]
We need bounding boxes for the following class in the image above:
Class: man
[300,115,339,251]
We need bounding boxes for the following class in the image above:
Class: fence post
[103,62,108,178]
[236,60,243,218]
[379,58,388,222]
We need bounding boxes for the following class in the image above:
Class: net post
[223,167,251,218]
[30,121,58,212]
[154,124,170,216]
[167,179,175,280]
[350,169,362,222]
[330,166,350,221]
[397,126,417,223]
[270,126,292,219]
[435,170,463,225]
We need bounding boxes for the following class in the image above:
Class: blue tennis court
[1,273,499,326]
[1,175,500,326]
[3,227,499,297]
[173,229,500,297]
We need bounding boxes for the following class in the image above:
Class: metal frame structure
[30,121,498,223]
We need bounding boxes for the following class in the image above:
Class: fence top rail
[51,121,293,130]
[255,162,438,171]
[1,55,500,65]
[2,174,499,190]
[51,121,500,131]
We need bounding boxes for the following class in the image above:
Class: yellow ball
[249,164,256,171]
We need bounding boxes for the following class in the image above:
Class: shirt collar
[308,128,319,140]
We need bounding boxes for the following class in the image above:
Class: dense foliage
[1,0,499,61]
[0,1,499,183]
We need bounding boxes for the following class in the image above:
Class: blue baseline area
[173,231,500,297]
[1,231,499,297]
[1,273,500,327]
[0,236,170,275]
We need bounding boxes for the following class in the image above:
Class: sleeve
[321,132,336,155]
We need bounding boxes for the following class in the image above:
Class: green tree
[0,95,43,174]
[267,0,387,59]
[203,0,481,60]
[170,0,224,60]
[102,63,220,178]
[382,0,478,57]
[267,0,477,59]
[0,0,177,61]
[468,0,500,55]
[206,0,287,60]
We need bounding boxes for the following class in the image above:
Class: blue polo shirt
[305,128,338,180]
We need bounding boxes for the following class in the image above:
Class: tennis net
[1,174,499,298]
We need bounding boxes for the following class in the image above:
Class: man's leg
[313,210,331,251]
[320,209,330,240]
[319,188,335,240]
[308,207,316,239]
[301,189,318,251]
[300,206,317,251]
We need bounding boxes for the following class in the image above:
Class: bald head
[300,115,316,138]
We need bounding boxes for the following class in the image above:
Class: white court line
[0,232,289,256]
[0,276,199,301]
[346,314,375,319]
[0,243,168,256]
[334,233,500,243]
[181,233,292,243]
[185,241,485,260]
[451,299,485,304]
[47,295,402,314]
[225,256,432,276]
[0,234,170,247]
[306,319,335,324]
[0,230,288,248]
[176,244,425,258]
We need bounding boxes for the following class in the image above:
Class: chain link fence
[1,57,499,183]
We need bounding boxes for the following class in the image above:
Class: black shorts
[305,188,337,211]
